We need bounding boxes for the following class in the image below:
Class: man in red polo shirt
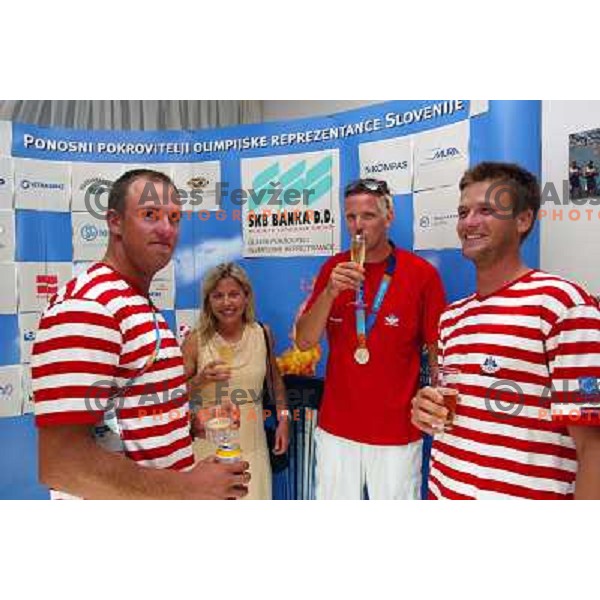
[296,178,446,499]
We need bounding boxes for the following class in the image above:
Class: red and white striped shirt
[429,270,600,500]
[32,262,194,477]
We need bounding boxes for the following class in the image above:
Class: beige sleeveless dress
[191,322,272,500]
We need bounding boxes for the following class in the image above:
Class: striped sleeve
[549,298,600,425]
[32,298,123,426]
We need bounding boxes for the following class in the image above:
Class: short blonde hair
[344,178,393,216]
[196,262,256,343]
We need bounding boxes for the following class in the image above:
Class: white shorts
[315,427,422,500]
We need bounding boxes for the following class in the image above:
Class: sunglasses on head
[344,178,391,197]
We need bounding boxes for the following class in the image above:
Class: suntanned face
[108,176,181,281]
[457,180,533,268]
[344,192,393,257]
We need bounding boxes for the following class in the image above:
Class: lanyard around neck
[355,244,397,348]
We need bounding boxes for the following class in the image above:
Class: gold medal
[354,348,370,365]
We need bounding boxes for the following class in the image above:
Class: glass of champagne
[435,366,460,432]
[217,344,235,370]
[351,231,366,267]
[350,231,366,308]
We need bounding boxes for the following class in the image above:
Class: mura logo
[482,356,500,374]
[578,377,600,396]
[23,330,36,342]
[0,177,5,186]
[384,314,399,327]
[428,147,461,161]
[419,216,431,228]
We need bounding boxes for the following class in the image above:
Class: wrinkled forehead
[344,191,385,212]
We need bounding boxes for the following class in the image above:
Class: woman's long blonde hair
[196,262,256,344]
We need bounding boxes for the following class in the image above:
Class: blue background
[0,100,541,499]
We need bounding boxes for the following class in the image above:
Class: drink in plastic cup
[435,367,460,431]
[216,443,242,463]
[204,406,235,445]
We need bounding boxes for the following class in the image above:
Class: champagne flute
[350,231,366,308]
[351,231,366,267]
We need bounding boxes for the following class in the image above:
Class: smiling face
[208,276,249,330]
[457,180,533,268]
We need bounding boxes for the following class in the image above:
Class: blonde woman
[182,263,289,500]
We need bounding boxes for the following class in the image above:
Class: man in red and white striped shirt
[412,162,600,499]
[32,169,249,499]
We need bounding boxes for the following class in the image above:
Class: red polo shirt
[304,248,446,445]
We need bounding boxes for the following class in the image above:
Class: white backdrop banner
[413,120,470,191]
[0,156,14,209]
[0,210,16,262]
[17,262,73,312]
[413,185,461,250]
[358,135,413,195]
[14,158,71,211]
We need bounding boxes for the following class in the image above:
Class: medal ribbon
[355,243,397,353]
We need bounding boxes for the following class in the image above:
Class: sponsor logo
[418,213,457,229]
[36,274,58,297]
[0,383,14,397]
[20,179,65,191]
[187,176,210,190]
[82,178,113,220]
[250,155,334,210]
[364,160,408,175]
[23,330,36,342]
[384,314,399,327]
[482,356,500,375]
[79,177,113,194]
[425,146,462,162]
[578,376,600,396]
[79,223,107,243]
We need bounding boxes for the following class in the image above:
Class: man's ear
[516,208,534,238]
[385,208,395,229]
[106,208,123,236]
